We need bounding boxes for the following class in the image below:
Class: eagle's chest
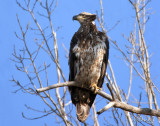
[73,37,106,85]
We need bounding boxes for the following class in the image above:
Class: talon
[90,83,101,93]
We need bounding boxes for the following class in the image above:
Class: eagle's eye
[79,14,85,18]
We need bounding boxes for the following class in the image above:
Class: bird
[68,12,109,122]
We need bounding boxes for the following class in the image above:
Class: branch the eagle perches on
[36,81,160,117]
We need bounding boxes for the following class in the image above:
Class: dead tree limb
[36,81,160,117]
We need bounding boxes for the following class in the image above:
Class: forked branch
[36,82,160,117]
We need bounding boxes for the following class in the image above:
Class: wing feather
[97,34,109,88]
[69,33,79,81]
[68,33,80,104]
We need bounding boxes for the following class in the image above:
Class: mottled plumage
[69,12,109,122]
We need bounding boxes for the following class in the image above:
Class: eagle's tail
[76,103,90,122]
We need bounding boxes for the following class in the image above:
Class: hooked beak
[72,15,78,21]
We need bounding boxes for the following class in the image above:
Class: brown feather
[76,103,90,122]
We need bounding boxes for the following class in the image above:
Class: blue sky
[0,0,160,126]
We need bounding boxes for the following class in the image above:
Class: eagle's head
[73,12,96,24]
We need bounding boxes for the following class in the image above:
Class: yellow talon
[90,83,101,93]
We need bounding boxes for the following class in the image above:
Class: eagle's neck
[78,22,98,35]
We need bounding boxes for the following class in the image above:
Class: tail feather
[76,103,90,122]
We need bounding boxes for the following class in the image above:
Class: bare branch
[98,101,160,117]
[37,81,160,117]
[107,83,115,101]
[92,103,99,126]
[16,0,29,11]
[97,101,116,114]
[22,111,53,120]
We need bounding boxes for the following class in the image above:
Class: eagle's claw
[90,83,101,94]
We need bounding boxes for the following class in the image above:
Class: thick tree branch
[97,101,160,117]
[37,81,160,117]
[36,81,112,101]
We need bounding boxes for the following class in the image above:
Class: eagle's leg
[90,83,101,93]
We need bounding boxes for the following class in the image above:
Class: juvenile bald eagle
[69,12,109,122]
